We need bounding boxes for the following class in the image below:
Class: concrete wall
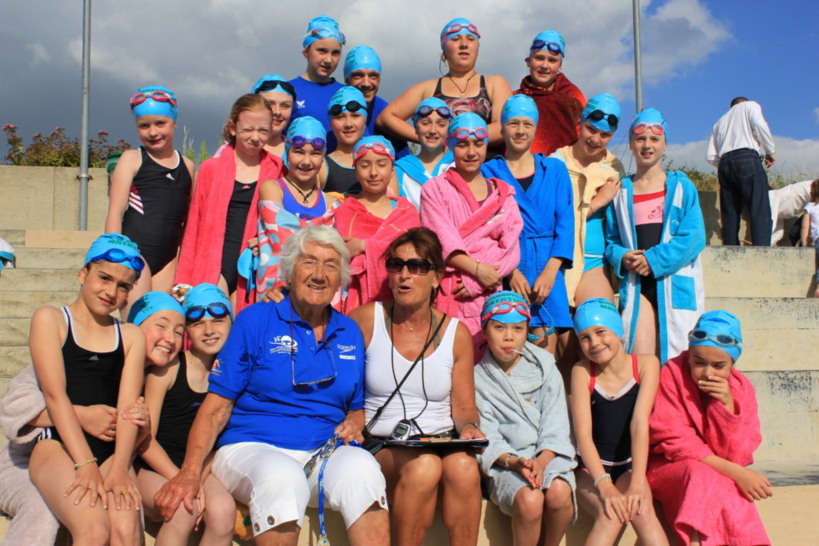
[0,166,108,231]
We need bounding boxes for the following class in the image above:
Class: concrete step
[13,247,87,270]
[704,297,819,372]
[0,318,29,347]
[0,290,77,318]
[0,268,78,292]
[0,229,25,247]
[24,229,102,249]
[701,245,815,298]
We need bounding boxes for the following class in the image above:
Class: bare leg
[540,478,573,546]
[347,502,390,546]
[151,256,178,294]
[574,469,625,546]
[574,268,615,306]
[511,487,544,546]
[690,529,701,546]
[630,294,657,358]
[376,447,441,546]
[440,449,482,546]
[615,473,668,546]
[199,473,238,546]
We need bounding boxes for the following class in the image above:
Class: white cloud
[25,43,50,66]
[665,136,819,180]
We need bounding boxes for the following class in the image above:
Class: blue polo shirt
[289,76,344,151]
[209,296,365,450]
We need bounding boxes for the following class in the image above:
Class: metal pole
[78,0,92,230]
[632,0,644,112]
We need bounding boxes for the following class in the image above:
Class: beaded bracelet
[73,457,98,469]
[593,472,612,488]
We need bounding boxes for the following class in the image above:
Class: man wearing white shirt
[707,97,776,246]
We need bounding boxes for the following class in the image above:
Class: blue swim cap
[130,85,178,121]
[629,108,668,140]
[127,291,184,326]
[501,94,539,126]
[689,310,743,362]
[183,283,233,320]
[251,74,295,97]
[447,112,489,149]
[285,116,327,157]
[0,239,15,271]
[412,97,451,126]
[84,233,144,278]
[530,30,566,57]
[481,291,531,329]
[354,135,395,164]
[440,17,481,49]
[343,46,381,82]
[573,298,624,338]
[327,86,368,122]
[581,93,621,132]
[303,15,345,49]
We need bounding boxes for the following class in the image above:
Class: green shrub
[2,124,131,168]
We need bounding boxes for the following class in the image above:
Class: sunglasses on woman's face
[385,257,437,275]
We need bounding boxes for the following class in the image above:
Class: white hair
[280,225,351,287]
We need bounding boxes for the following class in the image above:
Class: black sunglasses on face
[385,257,437,275]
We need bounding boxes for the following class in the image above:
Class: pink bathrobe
[421,169,522,352]
[334,196,421,313]
[647,352,770,546]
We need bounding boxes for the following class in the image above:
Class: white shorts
[213,442,387,537]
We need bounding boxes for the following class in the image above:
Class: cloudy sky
[2,0,817,179]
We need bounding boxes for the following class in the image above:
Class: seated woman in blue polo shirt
[154,225,389,545]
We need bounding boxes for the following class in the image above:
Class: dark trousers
[717,148,772,246]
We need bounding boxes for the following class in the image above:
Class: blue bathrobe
[483,155,575,328]
[605,170,705,364]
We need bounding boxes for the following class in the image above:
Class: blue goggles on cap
[688,329,740,347]
[87,248,145,275]
[530,40,563,55]
[288,135,326,150]
[185,302,231,322]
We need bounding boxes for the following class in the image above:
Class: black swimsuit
[221,180,257,292]
[43,308,124,464]
[122,148,191,273]
[433,75,492,122]
[154,352,207,468]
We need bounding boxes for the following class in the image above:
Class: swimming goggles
[129,90,177,109]
[530,40,563,55]
[631,122,665,136]
[385,257,437,275]
[306,26,346,45]
[480,301,531,322]
[254,79,296,97]
[86,248,145,274]
[328,101,366,116]
[688,329,740,347]
[441,22,481,43]
[354,141,392,162]
[451,126,489,141]
[185,302,231,322]
[288,135,326,150]
[584,110,619,129]
[416,105,452,119]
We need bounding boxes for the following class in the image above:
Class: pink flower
[98,130,109,136]
[54,126,65,131]
[2,124,17,130]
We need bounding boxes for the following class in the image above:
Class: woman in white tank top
[349,227,485,546]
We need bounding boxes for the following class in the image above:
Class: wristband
[73,457,98,469]
[593,472,612,488]
[474,259,481,277]
[461,421,480,432]
[502,453,518,469]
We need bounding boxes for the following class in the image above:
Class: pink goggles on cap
[631,122,665,136]
[353,141,393,163]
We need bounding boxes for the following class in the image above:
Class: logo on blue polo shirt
[270,335,297,355]
[336,344,356,353]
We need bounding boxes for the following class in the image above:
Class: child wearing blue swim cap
[26,233,148,543]
[483,94,575,356]
[570,298,669,545]
[549,92,625,311]
[604,108,705,365]
[289,15,345,145]
[325,86,369,194]
[134,285,237,543]
[475,290,576,545]
[648,310,772,545]
[105,85,194,319]
[517,30,587,156]
[251,73,296,158]
[420,112,523,357]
